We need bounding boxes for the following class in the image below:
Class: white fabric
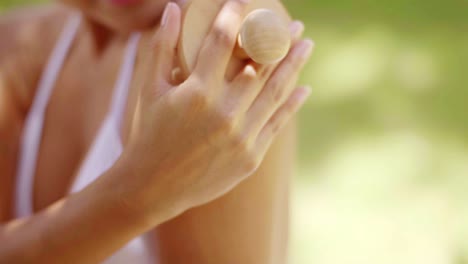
[14,14,156,263]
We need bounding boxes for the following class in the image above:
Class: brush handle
[237,9,291,64]
[177,0,292,79]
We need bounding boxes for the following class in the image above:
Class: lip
[108,0,143,7]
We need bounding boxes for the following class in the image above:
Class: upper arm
[0,5,67,222]
[0,64,23,222]
[156,118,297,264]
[0,10,29,223]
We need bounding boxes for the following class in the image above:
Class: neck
[83,17,130,55]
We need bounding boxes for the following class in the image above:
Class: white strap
[15,14,81,217]
[69,33,141,193]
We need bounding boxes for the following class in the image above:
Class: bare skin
[0,1,313,263]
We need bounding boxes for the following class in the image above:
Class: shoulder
[0,4,74,114]
[0,4,73,60]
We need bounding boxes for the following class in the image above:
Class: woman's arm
[156,118,296,264]
[0,62,22,223]
[0,162,159,263]
[0,4,71,223]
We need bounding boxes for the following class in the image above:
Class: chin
[63,0,167,33]
[98,15,160,33]
[107,4,167,32]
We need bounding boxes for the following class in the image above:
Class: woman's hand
[119,0,313,224]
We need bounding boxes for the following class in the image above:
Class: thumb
[145,2,182,97]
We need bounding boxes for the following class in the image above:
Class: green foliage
[0,0,47,10]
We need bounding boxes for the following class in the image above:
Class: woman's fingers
[255,86,311,156]
[246,20,305,85]
[192,0,249,83]
[151,2,182,86]
[290,21,305,44]
[245,39,314,136]
[226,21,305,114]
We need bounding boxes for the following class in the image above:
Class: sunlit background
[1,0,467,263]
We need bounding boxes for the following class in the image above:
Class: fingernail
[238,0,251,5]
[161,2,174,27]
[298,86,312,103]
[300,39,314,59]
[289,21,304,40]
[175,0,188,8]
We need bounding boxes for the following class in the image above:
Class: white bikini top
[14,14,158,263]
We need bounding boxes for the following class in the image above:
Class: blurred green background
[1,0,467,263]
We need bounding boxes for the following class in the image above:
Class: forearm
[0,162,153,264]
